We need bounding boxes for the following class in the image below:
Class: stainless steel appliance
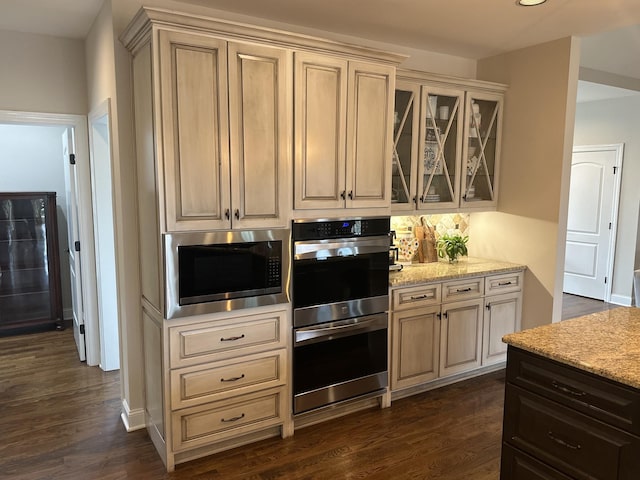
[291,217,390,414]
[164,229,289,319]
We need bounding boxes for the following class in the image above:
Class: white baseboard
[610,294,632,306]
[121,398,146,432]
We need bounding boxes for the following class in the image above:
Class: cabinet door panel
[159,30,230,231]
[391,306,440,390]
[229,43,291,227]
[294,52,347,209]
[483,291,521,366]
[346,61,394,208]
[440,298,483,377]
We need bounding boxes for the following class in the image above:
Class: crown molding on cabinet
[121,7,408,65]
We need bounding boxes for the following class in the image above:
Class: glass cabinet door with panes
[392,81,464,212]
[460,91,503,209]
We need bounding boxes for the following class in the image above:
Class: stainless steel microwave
[164,229,290,319]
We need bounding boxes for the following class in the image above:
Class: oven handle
[294,313,388,346]
[294,235,390,260]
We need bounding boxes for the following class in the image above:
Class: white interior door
[62,128,86,361]
[563,145,622,301]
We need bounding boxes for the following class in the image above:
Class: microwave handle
[294,313,387,346]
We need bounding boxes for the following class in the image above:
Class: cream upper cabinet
[460,90,503,210]
[294,52,395,210]
[158,30,290,232]
[228,43,291,229]
[393,70,506,213]
[159,30,230,232]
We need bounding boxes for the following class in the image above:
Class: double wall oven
[291,217,390,414]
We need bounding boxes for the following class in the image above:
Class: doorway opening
[563,144,623,303]
[0,109,106,367]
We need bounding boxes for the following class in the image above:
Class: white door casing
[0,110,100,366]
[564,144,623,301]
[62,129,86,361]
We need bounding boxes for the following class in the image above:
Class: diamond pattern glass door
[417,87,464,210]
[462,93,502,206]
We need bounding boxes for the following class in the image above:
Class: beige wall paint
[0,30,86,114]
[470,37,580,329]
[85,0,144,429]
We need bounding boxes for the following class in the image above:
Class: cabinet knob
[234,209,240,220]
[224,209,230,220]
[348,191,353,199]
[340,191,346,200]
[486,303,491,310]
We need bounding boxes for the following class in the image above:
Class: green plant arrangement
[436,233,469,263]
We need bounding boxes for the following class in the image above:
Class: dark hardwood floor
[561,293,618,320]
[0,329,505,480]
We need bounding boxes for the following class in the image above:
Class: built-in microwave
[164,229,290,319]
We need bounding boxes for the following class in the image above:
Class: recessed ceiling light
[517,0,547,5]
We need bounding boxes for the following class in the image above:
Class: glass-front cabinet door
[461,91,503,209]
[416,86,464,211]
[392,81,420,210]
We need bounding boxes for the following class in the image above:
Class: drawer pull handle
[498,281,512,286]
[220,334,245,342]
[221,374,245,383]
[456,287,472,292]
[221,413,245,423]
[552,380,587,397]
[410,294,429,300]
[548,431,581,450]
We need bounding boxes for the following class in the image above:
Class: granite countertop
[503,307,640,390]
[389,256,526,287]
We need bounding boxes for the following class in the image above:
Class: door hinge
[74,241,81,252]
[79,324,85,334]
[609,222,612,230]
[69,153,76,165]
[604,277,608,284]
[613,166,617,174]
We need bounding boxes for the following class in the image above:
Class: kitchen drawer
[171,387,285,452]
[500,443,573,480]
[504,384,640,480]
[441,277,483,303]
[507,348,640,436]
[169,309,287,368]
[485,271,523,295]
[392,283,441,311]
[170,350,286,410]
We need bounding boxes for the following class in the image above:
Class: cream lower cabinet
[390,270,523,393]
[294,52,395,210]
[144,305,291,471]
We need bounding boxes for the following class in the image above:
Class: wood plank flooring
[0,329,505,480]
[561,293,618,320]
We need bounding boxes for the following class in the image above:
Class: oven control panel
[293,217,390,240]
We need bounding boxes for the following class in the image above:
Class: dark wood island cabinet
[501,307,640,480]
[0,192,63,336]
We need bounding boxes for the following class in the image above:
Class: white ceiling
[1,0,639,101]
[576,81,640,104]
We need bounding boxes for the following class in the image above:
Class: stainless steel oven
[164,229,290,319]
[291,217,390,414]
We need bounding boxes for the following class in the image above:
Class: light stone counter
[503,307,640,390]
[389,256,526,287]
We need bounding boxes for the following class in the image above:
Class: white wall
[85,0,144,428]
[573,96,640,304]
[0,30,87,115]
[0,124,73,317]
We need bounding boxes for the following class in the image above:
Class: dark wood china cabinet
[0,192,63,336]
